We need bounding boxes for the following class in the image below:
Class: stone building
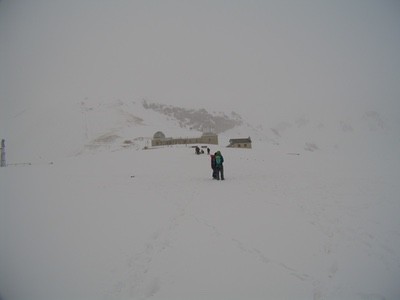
[227,137,252,149]
[151,131,218,147]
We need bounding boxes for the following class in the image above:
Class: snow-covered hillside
[2,1,400,298]
[1,101,400,300]
[3,97,399,164]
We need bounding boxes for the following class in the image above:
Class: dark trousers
[215,165,224,180]
[212,168,217,179]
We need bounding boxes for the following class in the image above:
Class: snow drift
[1,100,400,300]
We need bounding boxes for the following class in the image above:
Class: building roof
[202,132,217,137]
[229,137,251,144]
[153,131,166,139]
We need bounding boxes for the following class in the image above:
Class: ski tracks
[104,172,355,299]
[191,214,323,297]
[105,183,198,300]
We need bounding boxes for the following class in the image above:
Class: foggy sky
[1,0,399,125]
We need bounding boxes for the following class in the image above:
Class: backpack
[215,155,222,166]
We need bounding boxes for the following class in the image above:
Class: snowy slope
[1,126,400,299]
[1,99,204,162]
[4,97,399,163]
[1,1,400,298]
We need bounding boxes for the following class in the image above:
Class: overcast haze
[1,0,400,127]
[1,2,400,299]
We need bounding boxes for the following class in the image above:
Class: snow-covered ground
[1,124,400,300]
[2,1,400,299]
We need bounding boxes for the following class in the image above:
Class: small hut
[227,137,252,149]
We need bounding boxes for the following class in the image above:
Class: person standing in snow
[195,146,200,155]
[214,151,224,180]
[210,153,217,179]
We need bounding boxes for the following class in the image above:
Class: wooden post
[1,139,5,167]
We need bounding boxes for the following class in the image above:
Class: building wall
[151,135,218,147]
[228,143,252,149]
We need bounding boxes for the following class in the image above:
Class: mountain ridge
[2,97,398,163]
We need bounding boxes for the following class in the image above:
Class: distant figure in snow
[214,151,224,180]
[210,153,217,179]
[207,147,210,155]
[195,146,200,155]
